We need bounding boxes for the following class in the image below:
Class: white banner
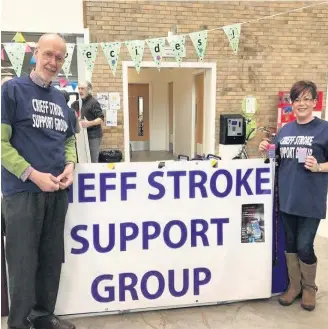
[56,160,273,315]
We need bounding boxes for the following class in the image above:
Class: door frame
[167,81,174,153]
[123,61,216,162]
[192,70,205,157]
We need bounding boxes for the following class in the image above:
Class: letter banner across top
[55,159,273,315]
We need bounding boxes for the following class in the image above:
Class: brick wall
[84,1,328,157]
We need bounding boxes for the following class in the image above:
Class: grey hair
[78,81,93,95]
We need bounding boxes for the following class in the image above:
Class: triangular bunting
[167,35,186,66]
[101,42,121,76]
[189,30,208,61]
[125,40,145,74]
[146,37,166,70]
[3,43,26,77]
[59,78,69,88]
[62,43,75,78]
[1,48,4,61]
[25,45,32,53]
[12,32,26,43]
[78,43,98,80]
[30,55,36,65]
[70,82,78,91]
[223,23,241,55]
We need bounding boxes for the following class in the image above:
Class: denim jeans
[281,211,320,265]
[88,137,102,163]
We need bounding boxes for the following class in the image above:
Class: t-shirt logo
[280,136,313,163]
[31,99,68,132]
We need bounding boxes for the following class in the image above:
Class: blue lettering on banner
[67,165,271,305]
[70,218,229,255]
[68,167,271,203]
[91,267,211,303]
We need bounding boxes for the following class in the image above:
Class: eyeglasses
[42,50,65,64]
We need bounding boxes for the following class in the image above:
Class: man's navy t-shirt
[1,76,74,196]
[276,118,328,219]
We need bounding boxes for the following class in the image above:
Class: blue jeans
[88,137,102,163]
[281,212,320,265]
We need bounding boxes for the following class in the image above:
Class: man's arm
[65,135,77,165]
[1,123,31,178]
[88,118,103,127]
[90,100,104,126]
[80,100,104,128]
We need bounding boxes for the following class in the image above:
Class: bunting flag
[146,37,166,70]
[1,2,318,76]
[61,43,75,78]
[30,55,36,65]
[125,40,145,74]
[1,48,4,61]
[3,43,26,77]
[59,78,69,88]
[12,32,26,43]
[70,81,78,91]
[189,30,208,61]
[25,45,32,53]
[167,35,186,65]
[223,23,241,55]
[78,43,98,80]
[101,42,121,76]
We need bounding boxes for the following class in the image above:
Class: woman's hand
[259,138,270,153]
[304,155,320,172]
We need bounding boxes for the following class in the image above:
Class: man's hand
[29,170,60,192]
[304,155,320,172]
[80,120,91,128]
[57,163,75,189]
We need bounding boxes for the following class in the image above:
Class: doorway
[194,73,204,157]
[128,83,150,151]
[123,61,217,162]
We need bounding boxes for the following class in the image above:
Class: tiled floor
[131,151,176,162]
[2,235,327,329]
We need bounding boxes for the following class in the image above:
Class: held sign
[55,159,273,315]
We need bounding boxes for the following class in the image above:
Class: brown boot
[278,253,302,306]
[299,260,318,311]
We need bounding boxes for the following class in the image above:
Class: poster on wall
[109,92,120,110]
[96,92,109,112]
[55,160,273,316]
[106,109,117,127]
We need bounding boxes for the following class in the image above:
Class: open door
[195,73,204,157]
[128,83,150,151]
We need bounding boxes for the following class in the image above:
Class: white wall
[170,69,194,157]
[128,68,195,156]
[1,0,84,34]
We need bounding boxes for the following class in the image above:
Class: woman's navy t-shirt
[276,118,328,219]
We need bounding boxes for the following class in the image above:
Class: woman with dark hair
[259,81,328,311]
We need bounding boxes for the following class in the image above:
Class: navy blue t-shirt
[1,76,74,196]
[276,118,328,219]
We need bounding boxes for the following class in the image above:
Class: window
[138,96,144,136]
